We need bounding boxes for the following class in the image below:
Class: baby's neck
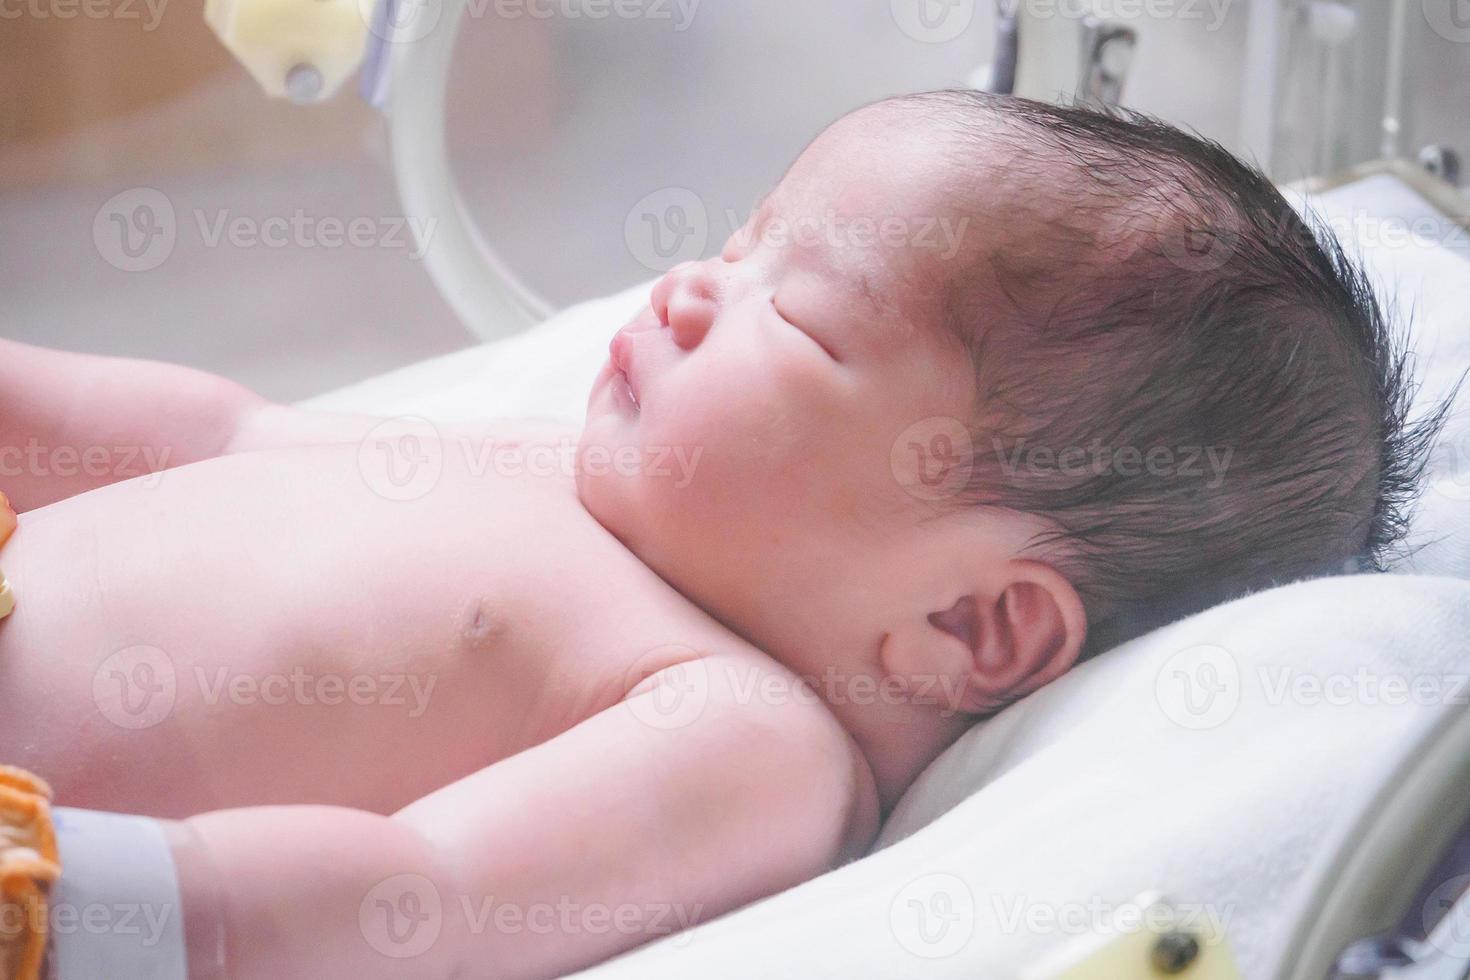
[683,587,975,813]
[819,681,977,815]
[585,504,973,814]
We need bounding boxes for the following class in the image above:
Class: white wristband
[49,808,189,980]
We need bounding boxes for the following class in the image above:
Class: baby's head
[578,91,1434,724]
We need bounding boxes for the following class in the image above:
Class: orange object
[0,491,15,621]
[0,492,13,549]
[0,767,59,980]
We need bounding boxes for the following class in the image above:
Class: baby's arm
[0,339,269,511]
[0,339,572,512]
[174,656,862,980]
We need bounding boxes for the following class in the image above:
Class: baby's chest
[267,464,741,740]
[7,445,751,815]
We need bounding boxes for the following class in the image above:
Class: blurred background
[4,0,1469,400]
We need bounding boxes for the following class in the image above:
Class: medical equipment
[1009,2,1137,109]
[373,0,556,337]
[201,0,548,338]
[1279,700,1470,980]
[1021,894,1243,979]
[203,0,368,102]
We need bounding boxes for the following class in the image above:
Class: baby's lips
[0,492,14,547]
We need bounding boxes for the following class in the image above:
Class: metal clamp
[1077,17,1137,109]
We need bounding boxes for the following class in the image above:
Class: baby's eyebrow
[748,194,891,335]
[724,193,774,258]
[852,271,906,347]
[854,272,882,317]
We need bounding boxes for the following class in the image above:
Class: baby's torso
[0,434,775,818]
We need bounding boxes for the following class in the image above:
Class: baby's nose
[651,261,719,350]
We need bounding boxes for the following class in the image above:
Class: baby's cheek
[645,346,845,498]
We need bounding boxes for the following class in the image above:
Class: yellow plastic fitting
[1022,893,1242,980]
[205,0,370,102]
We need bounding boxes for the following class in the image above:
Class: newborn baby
[0,91,1432,980]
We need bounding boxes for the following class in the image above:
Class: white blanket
[1285,175,1470,581]
[574,573,1470,979]
[303,281,647,423]
[306,173,1470,978]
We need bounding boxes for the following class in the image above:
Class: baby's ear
[945,561,1087,712]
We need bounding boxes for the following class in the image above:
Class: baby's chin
[572,423,635,526]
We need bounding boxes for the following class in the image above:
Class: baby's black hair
[884,90,1455,656]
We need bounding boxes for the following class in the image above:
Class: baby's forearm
[178,806,465,980]
[42,804,466,980]
[57,800,688,980]
[0,339,267,511]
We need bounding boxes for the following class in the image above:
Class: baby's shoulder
[636,647,882,863]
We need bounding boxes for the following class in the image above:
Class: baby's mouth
[608,306,664,411]
[609,328,643,410]
[614,367,639,410]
